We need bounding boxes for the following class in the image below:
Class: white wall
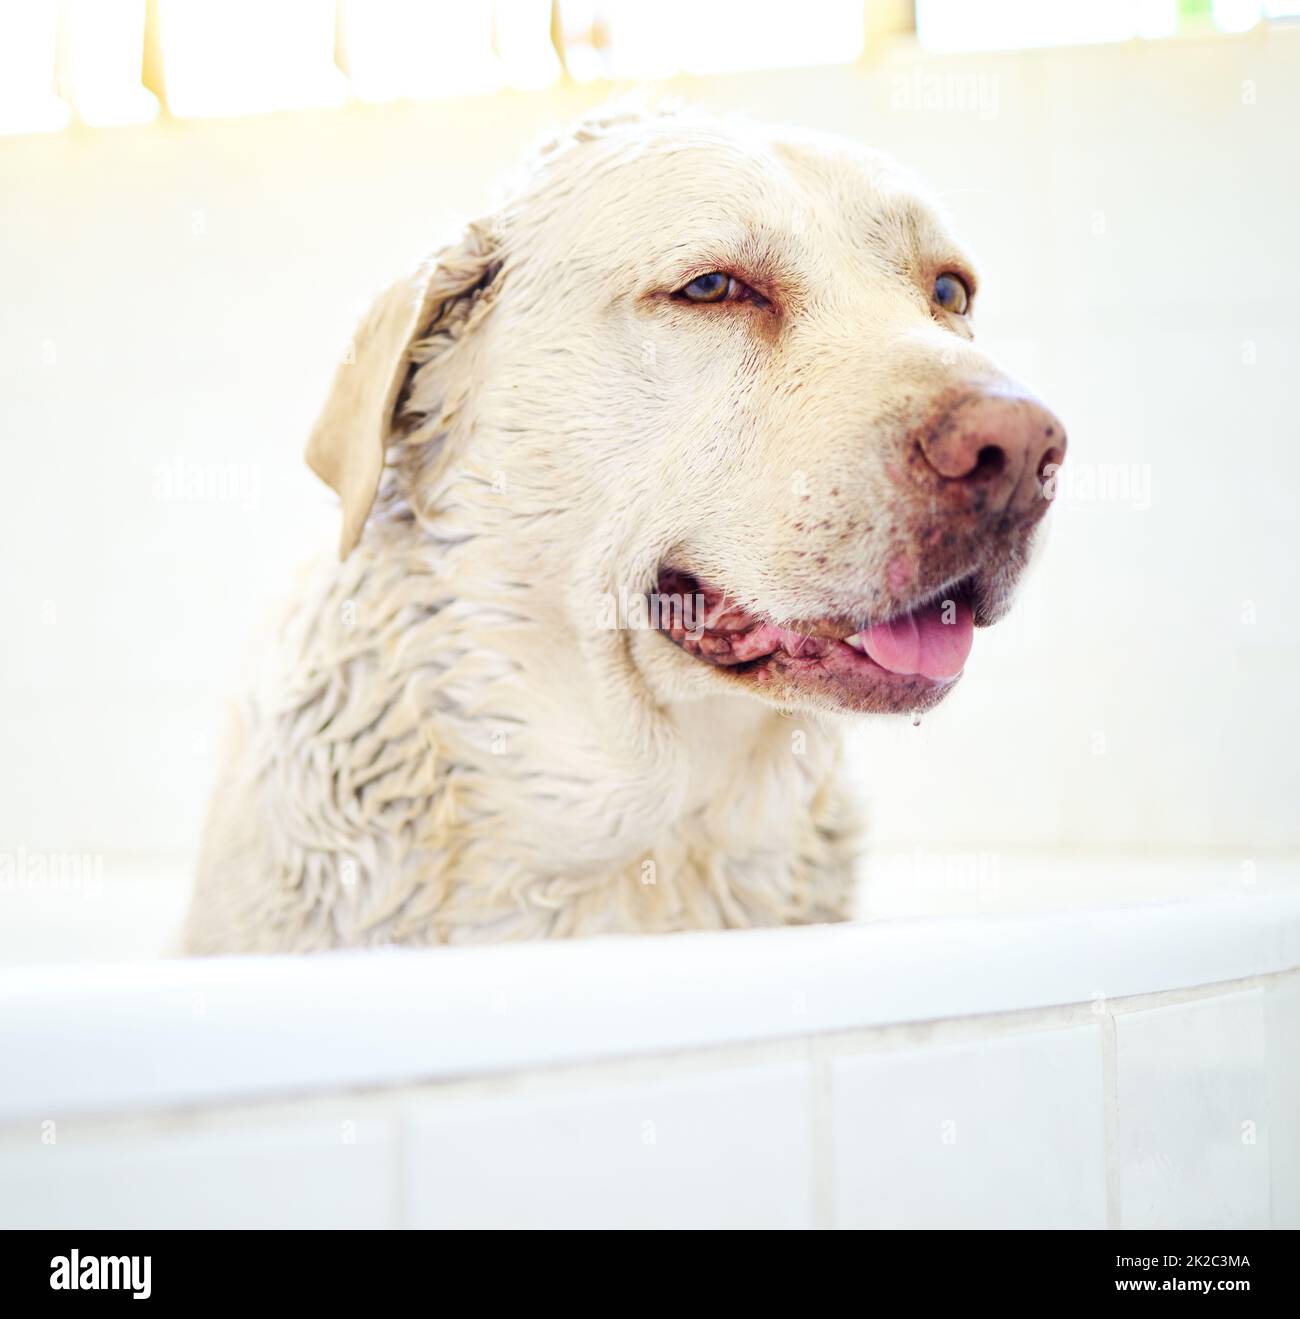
[2,30,1298,885]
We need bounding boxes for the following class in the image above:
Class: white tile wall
[403,1063,815,1230]
[1114,990,1269,1229]
[1265,981,1300,1229]
[0,978,1293,1229]
[0,1115,397,1229]
[830,1025,1107,1229]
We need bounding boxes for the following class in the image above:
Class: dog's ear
[306,221,500,559]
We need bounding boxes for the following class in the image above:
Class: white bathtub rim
[1,888,1298,1122]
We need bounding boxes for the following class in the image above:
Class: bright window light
[156,0,346,118]
[555,1,606,81]
[561,0,864,80]
[588,1,680,78]
[0,0,71,135]
[1136,0,1179,38]
[681,0,864,75]
[341,0,558,99]
[916,0,1179,52]
[338,0,503,101]
[1212,0,1262,30]
[495,0,562,90]
[59,0,158,127]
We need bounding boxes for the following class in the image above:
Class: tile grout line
[810,1040,835,1230]
[393,1106,411,1229]
[1101,1011,1121,1229]
[1264,982,1277,1230]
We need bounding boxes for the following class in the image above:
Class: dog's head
[308,109,1066,719]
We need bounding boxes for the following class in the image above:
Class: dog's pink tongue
[860,597,974,680]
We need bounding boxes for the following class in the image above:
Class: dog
[182,108,1066,953]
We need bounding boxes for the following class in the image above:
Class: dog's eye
[679,272,737,303]
[933,272,970,316]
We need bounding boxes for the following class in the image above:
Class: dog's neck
[307,485,855,936]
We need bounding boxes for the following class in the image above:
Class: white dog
[183,108,1065,954]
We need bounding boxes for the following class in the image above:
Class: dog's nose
[917,391,1066,521]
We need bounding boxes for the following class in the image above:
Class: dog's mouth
[653,567,986,714]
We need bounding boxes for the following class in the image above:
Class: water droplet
[911,712,923,728]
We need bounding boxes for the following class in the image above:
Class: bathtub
[1,877,1297,1229]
